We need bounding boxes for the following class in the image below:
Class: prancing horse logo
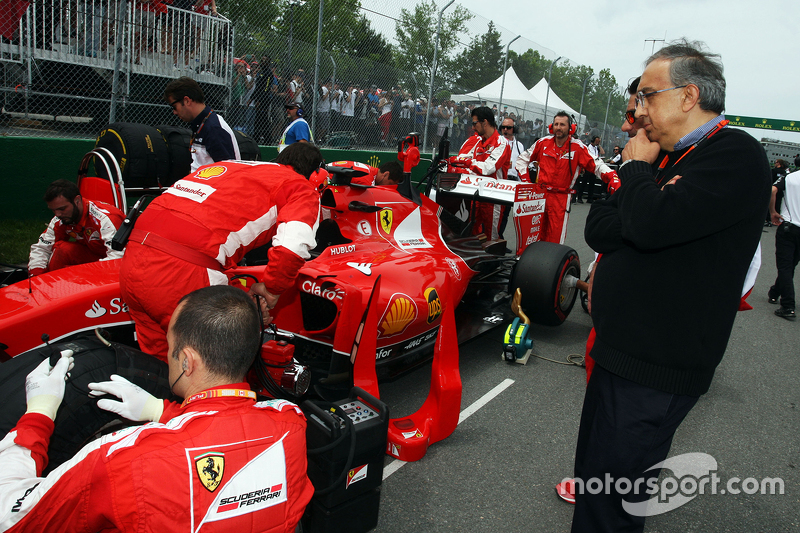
[195,453,225,492]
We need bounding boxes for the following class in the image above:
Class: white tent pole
[497,35,520,123]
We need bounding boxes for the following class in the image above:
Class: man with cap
[278,102,313,153]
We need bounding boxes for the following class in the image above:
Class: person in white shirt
[341,84,356,132]
[330,82,343,132]
[401,92,414,134]
[316,80,331,139]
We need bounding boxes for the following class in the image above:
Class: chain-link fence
[1,0,629,153]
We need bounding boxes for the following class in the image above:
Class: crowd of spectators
[227,55,594,151]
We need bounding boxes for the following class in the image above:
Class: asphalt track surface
[372,202,800,533]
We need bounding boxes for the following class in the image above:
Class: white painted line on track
[383,378,515,480]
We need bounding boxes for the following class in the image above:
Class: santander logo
[85,300,107,318]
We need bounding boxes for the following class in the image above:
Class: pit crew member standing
[571,40,771,532]
[768,158,800,320]
[448,106,511,240]
[165,77,240,173]
[120,142,323,360]
[515,111,619,244]
[279,102,313,153]
[0,285,312,533]
[28,180,124,276]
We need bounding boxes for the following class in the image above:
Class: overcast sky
[452,0,800,144]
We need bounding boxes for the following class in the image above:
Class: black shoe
[768,294,778,304]
[774,307,796,320]
[576,198,584,204]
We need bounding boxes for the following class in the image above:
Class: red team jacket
[28,199,125,275]
[0,387,312,533]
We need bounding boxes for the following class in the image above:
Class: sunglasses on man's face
[500,125,514,130]
[624,109,636,124]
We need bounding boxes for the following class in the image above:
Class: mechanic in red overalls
[28,180,124,276]
[119,143,323,360]
[0,285,312,533]
[447,106,511,240]
[515,111,619,244]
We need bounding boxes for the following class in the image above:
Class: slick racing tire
[508,241,580,326]
[0,335,173,474]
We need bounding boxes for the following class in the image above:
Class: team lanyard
[181,388,257,408]
[190,108,213,149]
[655,119,729,185]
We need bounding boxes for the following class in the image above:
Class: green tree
[393,0,473,98]
[451,21,503,93]
[508,48,549,89]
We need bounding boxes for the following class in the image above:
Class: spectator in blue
[278,103,313,152]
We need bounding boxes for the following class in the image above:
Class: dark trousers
[571,364,698,533]
[575,171,598,202]
[769,222,800,310]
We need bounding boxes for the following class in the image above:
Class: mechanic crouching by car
[120,142,324,360]
[0,285,312,532]
[447,106,511,240]
[28,179,125,276]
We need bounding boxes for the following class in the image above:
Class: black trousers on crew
[571,364,699,533]
[769,222,800,310]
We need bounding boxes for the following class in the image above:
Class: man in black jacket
[571,40,771,532]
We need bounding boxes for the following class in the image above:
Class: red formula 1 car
[0,133,581,461]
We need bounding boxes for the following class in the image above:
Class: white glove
[25,350,75,420]
[88,374,164,422]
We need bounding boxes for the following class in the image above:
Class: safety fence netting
[1,0,629,153]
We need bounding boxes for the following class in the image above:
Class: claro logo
[301,280,344,301]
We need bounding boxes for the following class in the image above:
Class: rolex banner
[727,115,800,133]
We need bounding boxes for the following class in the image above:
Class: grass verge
[0,219,48,266]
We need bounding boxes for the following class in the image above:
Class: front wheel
[508,241,580,326]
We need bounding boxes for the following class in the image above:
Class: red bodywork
[1,160,549,461]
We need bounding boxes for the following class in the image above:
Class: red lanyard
[181,388,257,408]
[656,119,729,183]
[190,108,213,148]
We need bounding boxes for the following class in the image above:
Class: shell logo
[378,293,418,337]
[195,165,227,180]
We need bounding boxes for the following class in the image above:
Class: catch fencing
[1,0,628,153]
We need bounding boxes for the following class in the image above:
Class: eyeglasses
[472,121,480,127]
[500,125,513,130]
[624,108,636,124]
[168,99,184,110]
[635,85,687,109]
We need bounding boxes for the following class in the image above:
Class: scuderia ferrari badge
[196,452,225,492]
[379,208,393,234]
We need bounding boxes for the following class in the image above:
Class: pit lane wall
[0,137,433,221]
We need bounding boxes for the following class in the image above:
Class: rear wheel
[508,241,580,326]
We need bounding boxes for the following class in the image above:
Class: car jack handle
[502,288,534,365]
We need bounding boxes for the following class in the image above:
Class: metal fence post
[577,74,591,135]
[497,34,520,120]
[311,0,324,136]
[602,88,614,150]
[422,0,454,154]
[109,0,128,123]
[543,56,561,128]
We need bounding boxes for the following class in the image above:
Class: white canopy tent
[451,67,548,122]
[528,78,586,127]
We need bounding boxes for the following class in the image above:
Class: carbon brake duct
[351,274,462,462]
